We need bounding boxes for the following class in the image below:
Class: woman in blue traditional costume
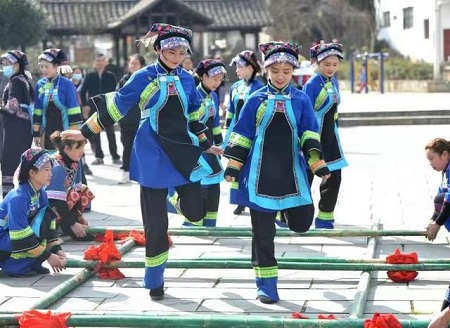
[33,48,83,151]
[225,50,264,215]
[303,43,347,229]
[175,59,226,227]
[60,23,223,300]
[46,131,94,241]
[223,41,330,304]
[0,148,66,276]
[0,51,34,197]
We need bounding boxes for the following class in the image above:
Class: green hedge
[339,58,433,80]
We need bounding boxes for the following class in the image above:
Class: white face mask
[2,65,15,78]
[72,73,82,81]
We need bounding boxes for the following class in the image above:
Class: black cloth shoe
[149,284,164,301]
[257,295,277,304]
[31,265,50,274]
[83,164,93,175]
[233,205,245,215]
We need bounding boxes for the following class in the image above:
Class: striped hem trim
[317,211,334,220]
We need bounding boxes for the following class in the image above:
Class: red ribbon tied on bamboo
[18,310,71,328]
[363,312,402,328]
[385,248,418,283]
[84,230,125,280]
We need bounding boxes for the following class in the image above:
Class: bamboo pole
[64,258,448,271]
[191,257,450,264]
[348,223,380,318]
[87,227,427,238]
[29,239,136,310]
[0,312,433,327]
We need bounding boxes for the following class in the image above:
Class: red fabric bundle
[84,230,121,263]
[84,230,124,280]
[363,312,402,328]
[385,248,419,283]
[18,310,71,328]
[317,314,337,320]
[291,312,309,319]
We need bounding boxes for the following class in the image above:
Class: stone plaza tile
[97,295,202,312]
[166,287,256,300]
[172,236,217,245]
[303,300,352,314]
[0,275,44,287]
[51,297,105,311]
[31,273,114,288]
[164,277,218,288]
[198,299,306,313]
[180,268,254,279]
[278,288,356,301]
[0,297,40,311]
[412,300,444,315]
[1,285,51,297]
[213,237,252,247]
[368,285,442,300]
[365,300,413,313]
[403,244,450,258]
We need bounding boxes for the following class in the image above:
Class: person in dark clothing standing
[0,51,34,197]
[79,53,121,165]
[117,54,146,184]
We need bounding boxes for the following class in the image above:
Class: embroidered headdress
[195,59,227,78]
[229,50,262,73]
[38,48,72,74]
[259,41,302,68]
[138,23,193,54]
[315,43,344,62]
[20,148,52,170]
[1,50,32,78]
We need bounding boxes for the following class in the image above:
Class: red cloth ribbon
[18,310,71,328]
[363,312,402,328]
[317,314,337,320]
[291,312,309,319]
[95,231,173,248]
[84,230,124,280]
[385,248,419,283]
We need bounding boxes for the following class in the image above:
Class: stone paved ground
[1,92,450,326]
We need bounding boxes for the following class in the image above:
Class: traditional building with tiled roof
[39,0,271,66]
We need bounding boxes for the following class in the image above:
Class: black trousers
[203,183,220,213]
[140,183,206,258]
[250,205,314,268]
[120,125,138,171]
[308,169,342,215]
[89,124,120,160]
[1,117,32,197]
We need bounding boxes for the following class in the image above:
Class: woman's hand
[56,250,67,259]
[225,175,236,182]
[321,174,331,182]
[60,130,85,141]
[428,307,450,328]
[33,137,41,147]
[47,253,66,273]
[205,145,224,156]
[426,221,441,241]
[71,222,88,238]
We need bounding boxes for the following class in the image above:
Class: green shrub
[339,57,433,81]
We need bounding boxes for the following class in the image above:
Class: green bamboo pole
[87,226,427,238]
[64,258,450,271]
[29,239,136,310]
[348,223,380,318]
[0,312,434,327]
[193,257,450,264]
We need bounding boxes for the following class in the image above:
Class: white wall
[375,0,437,62]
